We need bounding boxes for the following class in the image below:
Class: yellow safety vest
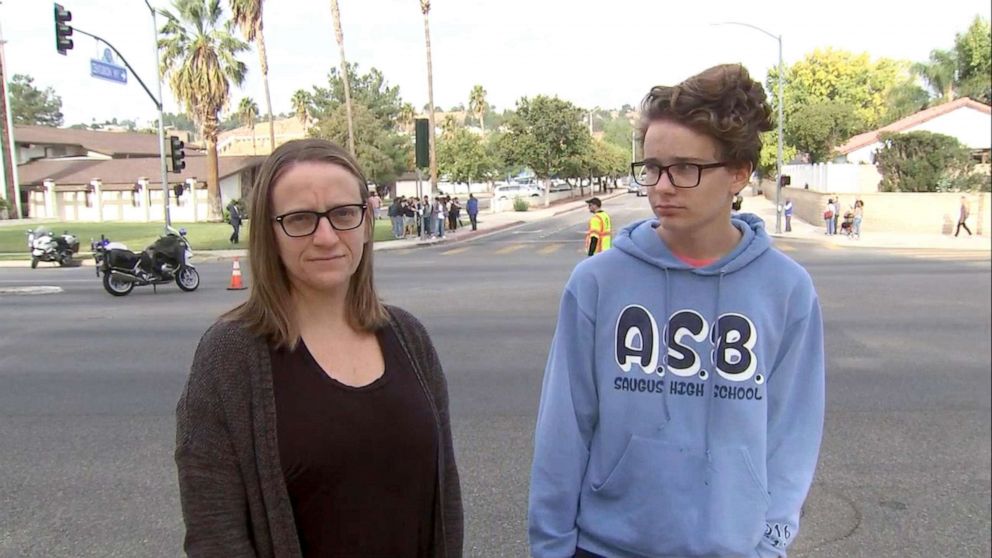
[586,211,612,254]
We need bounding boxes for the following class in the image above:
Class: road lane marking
[537,244,562,255]
[441,247,469,256]
[494,244,526,255]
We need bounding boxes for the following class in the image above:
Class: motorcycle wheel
[176,266,200,292]
[30,256,39,269]
[103,272,134,296]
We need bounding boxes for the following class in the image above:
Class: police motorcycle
[26,226,80,269]
[92,226,200,296]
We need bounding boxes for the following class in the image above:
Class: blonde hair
[638,64,773,172]
[222,139,388,348]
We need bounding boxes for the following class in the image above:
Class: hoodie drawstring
[658,268,673,429]
[705,271,726,472]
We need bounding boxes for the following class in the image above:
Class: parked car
[628,181,646,196]
[494,184,542,200]
[549,181,572,193]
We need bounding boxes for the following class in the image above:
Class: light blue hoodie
[529,214,825,558]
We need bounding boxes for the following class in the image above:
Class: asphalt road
[1,194,989,557]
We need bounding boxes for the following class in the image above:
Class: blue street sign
[90,59,127,84]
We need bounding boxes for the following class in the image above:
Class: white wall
[782,163,882,193]
[220,174,241,205]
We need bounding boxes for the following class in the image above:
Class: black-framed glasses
[272,204,368,237]
[631,160,731,188]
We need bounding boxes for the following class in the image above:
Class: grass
[0,218,399,258]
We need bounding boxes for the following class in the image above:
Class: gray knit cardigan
[175,305,463,557]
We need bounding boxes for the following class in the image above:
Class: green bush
[875,131,984,192]
[512,196,529,211]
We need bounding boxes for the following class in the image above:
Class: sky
[1,0,990,128]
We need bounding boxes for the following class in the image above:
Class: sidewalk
[0,191,625,267]
[740,191,992,252]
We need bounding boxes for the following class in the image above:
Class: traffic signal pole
[55,3,173,228]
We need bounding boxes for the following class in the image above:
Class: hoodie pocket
[583,436,770,557]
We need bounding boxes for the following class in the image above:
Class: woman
[176,139,462,557]
[529,64,824,558]
[852,199,864,240]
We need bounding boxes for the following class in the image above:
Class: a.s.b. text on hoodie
[529,214,825,558]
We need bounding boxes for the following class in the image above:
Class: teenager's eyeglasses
[273,204,367,237]
[631,161,731,188]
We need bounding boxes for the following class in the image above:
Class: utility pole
[0,14,21,218]
[144,0,171,228]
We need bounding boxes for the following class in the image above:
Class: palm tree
[913,48,957,104]
[469,84,487,134]
[420,0,438,191]
[238,97,259,154]
[291,89,311,133]
[330,0,355,155]
[159,0,248,220]
[228,0,275,150]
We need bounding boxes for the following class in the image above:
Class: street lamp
[144,0,172,229]
[713,21,784,234]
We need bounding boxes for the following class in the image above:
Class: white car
[628,182,647,197]
[494,184,542,200]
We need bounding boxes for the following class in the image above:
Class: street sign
[90,48,126,85]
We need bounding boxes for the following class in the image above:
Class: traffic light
[54,3,73,55]
[166,136,186,173]
[415,118,429,168]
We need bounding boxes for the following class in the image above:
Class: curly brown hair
[637,64,773,172]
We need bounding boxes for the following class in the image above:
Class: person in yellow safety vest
[585,197,612,256]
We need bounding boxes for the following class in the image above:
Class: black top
[271,326,438,558]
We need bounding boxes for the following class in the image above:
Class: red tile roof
[13,125,170,157]
[837,98,992,155]
[17,155,265,189]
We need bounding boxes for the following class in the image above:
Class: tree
[330,0,355,155]
[601,115,635,165]
[913,48,957,103]
[469,85,487,134]
[238,97,259,154]
[500,95,592,204]
[291,89,311,130]
[419,0,439,191]
[398,102,416,134]
[159,0,248,220]
[229,0,275,149]
[311,64,404,126]
[954,16,992,102]
[438,126,497,184]
[785,100,860,163]
[883,78,931,125]
[875,131,985,192]
[769,48,904,133]
[311,102,409,186]
[757,130,798,178]
[9,74,63,126]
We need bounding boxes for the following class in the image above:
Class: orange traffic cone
[227,256,247,290]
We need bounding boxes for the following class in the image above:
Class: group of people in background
[824,197,864,239]
[386,193,480,240]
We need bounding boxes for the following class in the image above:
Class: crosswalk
[397,241,991,265]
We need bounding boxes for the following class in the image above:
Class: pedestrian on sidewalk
[832,196,841,236]
[433,197,446,238]
[368,190,382,220]
[421,195,433,239]
[955,196,972,236]
[852,199,864,240]
[448,197,461,231]
[824,198,836,235]
[467,193,479,231]
[177,139,462,557]
[784,198,794,232]
[226,200,242,244]
[529,64,824,558]
[388,197,404,239]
